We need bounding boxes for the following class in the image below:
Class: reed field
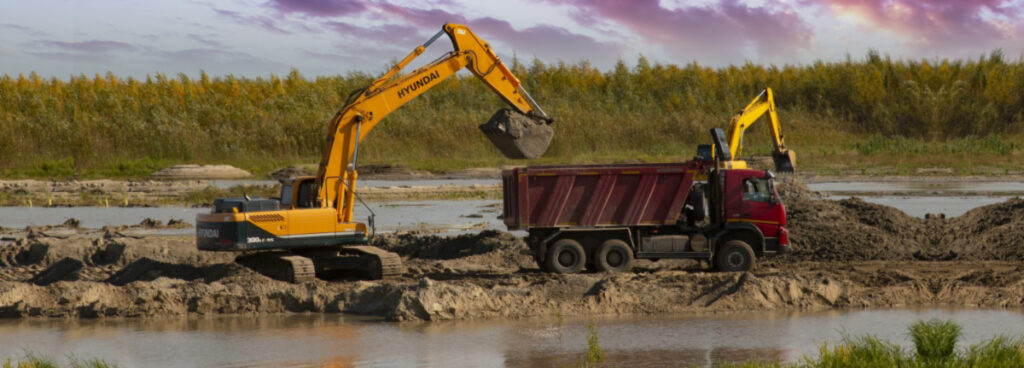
[2,50,1024,178]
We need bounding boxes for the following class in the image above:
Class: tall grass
[3,50,1024,178]
[2,352,115,368]
[714,319,1024,367]
[800,319,1024,368]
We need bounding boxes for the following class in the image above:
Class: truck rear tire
[545,239,585,274]
[715,240,755,272]
[593,239,633,273]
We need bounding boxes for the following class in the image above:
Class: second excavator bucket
[479,109,553,159]
[772,150,796,173]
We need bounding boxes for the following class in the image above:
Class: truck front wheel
[593,239,633,273]
[546,239,585,274]
[715,240,755,272]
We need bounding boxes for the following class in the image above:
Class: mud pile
[371,230,533,274]
[776,177,1024,262]
[776,178,928,261]
[947,198,1024,260]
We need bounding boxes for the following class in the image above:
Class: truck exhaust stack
[479,109,553,159]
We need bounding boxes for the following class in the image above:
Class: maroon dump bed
[503,161,706,230]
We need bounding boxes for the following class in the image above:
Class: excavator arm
[722,87,796,172]
[315,23,553,222]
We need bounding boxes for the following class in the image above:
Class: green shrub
[4,50,1024,178]
[910,319,962,363]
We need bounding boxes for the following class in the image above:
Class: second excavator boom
[719,87,796,173]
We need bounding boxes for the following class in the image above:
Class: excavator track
[339,246,405,279]
[235,252,315,283]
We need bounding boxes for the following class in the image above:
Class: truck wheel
[715,240,755,272]
[545,239,585,274]
[593,239,633,273]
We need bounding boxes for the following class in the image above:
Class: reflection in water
[2,309,1024,367]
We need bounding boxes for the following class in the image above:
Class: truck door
[724,171,781,238]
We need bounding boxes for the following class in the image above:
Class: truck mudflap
[777,226,790,253]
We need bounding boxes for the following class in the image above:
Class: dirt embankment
[776,177,1024,262]
[1,178,1024,322]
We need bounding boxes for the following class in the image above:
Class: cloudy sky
[4,0,1024,78]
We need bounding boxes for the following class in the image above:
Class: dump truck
[502,129,788,273]
[196,23,553,282]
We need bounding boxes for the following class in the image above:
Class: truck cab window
[742,178,773,203]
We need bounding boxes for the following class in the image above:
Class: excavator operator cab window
[742,178,773,203]
[279,185,293,208]
[296,180,317,208]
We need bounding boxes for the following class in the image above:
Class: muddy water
[0,200,505,234]
[208,179,500,189]
[2,180,1019,229]
[1,309,1023,367]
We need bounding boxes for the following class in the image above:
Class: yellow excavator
[195,23,553,282]
[712,87,795,173]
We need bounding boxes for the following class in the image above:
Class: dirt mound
[777,178,1024,262]
[777,177,927,261]
[947,198,1024,260]
[371,230,533,274]
[269,165,312,180]
[151,164,252,180]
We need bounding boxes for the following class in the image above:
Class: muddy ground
[0,179,1023,322]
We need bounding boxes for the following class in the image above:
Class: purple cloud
[268,0,368,17]
[1,23,47,37]
[215,9,291,34]
[544,0,813,63]
[468,17,621,63]
[821,0,1015,51]
[370,4,620,64]
[324,21,422,45]
[35,40,135,53]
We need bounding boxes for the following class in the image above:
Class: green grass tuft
[909,319,962,363]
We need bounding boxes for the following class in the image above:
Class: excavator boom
[722,87,796,172]
[316,23,554,222]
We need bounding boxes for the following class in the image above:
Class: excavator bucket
[479,109,553,159]
[772,150,797,173]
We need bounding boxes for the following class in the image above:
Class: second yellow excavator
[195,23,553,282]
[713,87,796,173]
